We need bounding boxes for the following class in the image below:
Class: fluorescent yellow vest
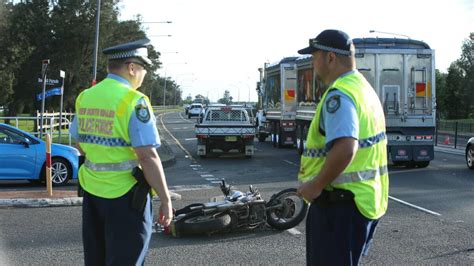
[76,78,149,198]
[298,71,389,219]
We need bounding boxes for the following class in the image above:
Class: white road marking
[190,164,201,167]
[170,185,215,191]
[200,174,214,178]
[210,181,223,184]
[286,228,302,235]
[159,113,195,161]
[389,196,441,216]
[178,112,195,123]
[205,178,220,181]
[185,138,197,141]
[283,160,297,166]
[389,168,431,175]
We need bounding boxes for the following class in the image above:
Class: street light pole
[176,75,196,105]
[162,62,187,108]
[92,0,101,85]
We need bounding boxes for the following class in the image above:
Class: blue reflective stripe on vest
[358,132,386,148]
[303,147,327,158]
[303,131,386,158]
[78,134,131,147]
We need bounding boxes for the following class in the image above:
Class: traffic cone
[443,135,450,145]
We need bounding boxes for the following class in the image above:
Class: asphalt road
[0,111,473,265]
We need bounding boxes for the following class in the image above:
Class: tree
[435,69,447,118]
[0,0,15,107]
[444,63,464,119]
[217,90,232,105]
[456,34,474,118]
[436,33,473,119]
[0,0,171,115]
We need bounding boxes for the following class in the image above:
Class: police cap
[298,29,354,56]
[102,38,152,66]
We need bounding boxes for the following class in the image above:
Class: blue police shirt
[320,71,359,150]
[70,74,161,148]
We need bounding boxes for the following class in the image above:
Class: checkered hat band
[78,134,131,147]
[312,43,352,56]
[109,47,148,60]
[303,132,386,158]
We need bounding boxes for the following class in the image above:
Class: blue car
[0,123,80,185]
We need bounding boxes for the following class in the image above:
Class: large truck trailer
[260,37,436,167]
[258,57,298,148]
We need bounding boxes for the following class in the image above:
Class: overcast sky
[119,0,473,102]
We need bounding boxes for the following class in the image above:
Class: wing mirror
[20,140,30,148]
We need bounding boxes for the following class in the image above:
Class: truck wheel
[258,134,266,142]
[297,138,304,155]
[277,128,284,148]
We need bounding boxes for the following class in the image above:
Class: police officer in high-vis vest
[296,30,389,265]
[70,38,172,265]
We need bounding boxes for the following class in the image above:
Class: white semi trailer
[260,38,436,167]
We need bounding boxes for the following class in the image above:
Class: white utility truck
[195,106,255,158]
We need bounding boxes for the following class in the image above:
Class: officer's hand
[297,181,322,203]
[158,202,173,227]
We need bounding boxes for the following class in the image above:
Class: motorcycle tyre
[179,213,232,235]
[266,188,308,231]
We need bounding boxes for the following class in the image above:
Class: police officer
[296,30,389,265]
[70,38,173,265]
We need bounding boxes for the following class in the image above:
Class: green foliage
[441,33,474,119]
[435,69,447,118]
[217,90,232,105]
[0,0,182,117]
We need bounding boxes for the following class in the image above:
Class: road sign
[37,87,62,101]
[37,78,60,86]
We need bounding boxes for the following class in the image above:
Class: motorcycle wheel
[266,188,308,230]
[179,213,231,235]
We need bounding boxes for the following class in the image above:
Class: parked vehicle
[0,123,80,185]
[195,106,255,158]
[258,37,436,168]
[188,103,205,118]
[259,57,298,148]
[184,104,191,115]
[167,180,308,237]
[466,137,474,169]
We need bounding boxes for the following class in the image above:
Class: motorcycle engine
[249,202,266,224]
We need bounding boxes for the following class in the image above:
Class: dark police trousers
[82,186,153,266]
[306,189,379,266]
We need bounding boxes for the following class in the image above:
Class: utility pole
[40,59,50,138]
[92,0,101,85]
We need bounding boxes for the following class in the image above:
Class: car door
[0,126,38,179]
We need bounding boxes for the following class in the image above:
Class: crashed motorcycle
[164,180,308,237]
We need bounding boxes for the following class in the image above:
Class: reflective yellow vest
[76,77,150,199]
[298,71,389,219]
